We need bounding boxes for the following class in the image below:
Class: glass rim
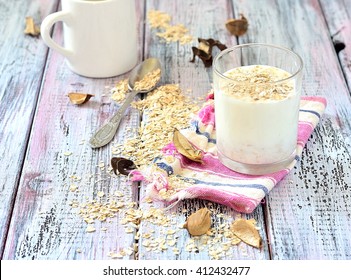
[213,43,304,84]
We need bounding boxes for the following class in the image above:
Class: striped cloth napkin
[131,93,327,213]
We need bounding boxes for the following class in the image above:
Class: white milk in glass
[215,65,300,168]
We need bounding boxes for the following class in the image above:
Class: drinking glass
[213,43,303,175]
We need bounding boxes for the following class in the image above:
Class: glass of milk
[213,43,303,175]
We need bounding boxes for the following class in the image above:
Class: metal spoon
[89,58,162,148]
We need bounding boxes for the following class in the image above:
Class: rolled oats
[147,10,193,44]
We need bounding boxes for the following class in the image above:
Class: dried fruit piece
[173,129,203,163]
[68,93,94,105]
[231,219,262,248]
[183,208,211,236]
[225,14,248,36]
[190,38,227,67]
[24,16,40,37]
[111,157,137,176]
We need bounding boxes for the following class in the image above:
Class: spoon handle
[89,90,139,148]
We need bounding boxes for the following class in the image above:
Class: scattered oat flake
[144,197,153,203]
[167,240,177,246]
[110,252,123,259]
[70,200,79,208]
[147,10,193,44]
[125,227,134,233]
[134,68,161,92]
[164,155,175,164]
[84,218,94,224]
[114,191,124,197]
[86,225,96,233]
[124,247,134,256]
[64,151,72,156]
[97,191,105,197]
[173,248,180,255]
[111,79,129,102]
[147,10,171,28]
[166,229,176,235]
[156,24,193,44]
[70,175,82,181]
[69,185,78,192]
[142,232,152,239]
[112,84,199,168]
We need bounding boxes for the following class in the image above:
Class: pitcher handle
[40,11,73,58]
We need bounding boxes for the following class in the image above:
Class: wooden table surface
[1,0,351,260]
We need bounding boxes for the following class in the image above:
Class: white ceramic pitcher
[41,0,138,78]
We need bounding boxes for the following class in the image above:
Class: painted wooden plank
[2,1,145,259]
[319,0,351,92]
[137,0,269,260]
[0,0,59,257]
[3,0,350,261]
[232,0,351,259]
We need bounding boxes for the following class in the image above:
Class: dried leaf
[24,17,40,37]
[173,128,203,163]
[225,14,248,36]
[198,40,211,54]
[231,219,262,248]
[204,38,228,51]
[190,38,227,67]
[68,93,94,105]
[231,235,242,245]
[183,208,211,236]
[111,157,137,176]
[190,46,213,67]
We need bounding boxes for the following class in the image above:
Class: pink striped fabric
[131,94,327,213]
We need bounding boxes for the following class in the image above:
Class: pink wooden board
[0,0,350,260]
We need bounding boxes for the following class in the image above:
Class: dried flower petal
[191,46,212,67]
[190,38,227,67]
[111,157,137,176]
[86,225,96,233]
[24,17,40,37]
[225,14,248,36]
[173,129,203,163]
[231,219,262,248]
[183,208,211,236]
[68,93,94,105]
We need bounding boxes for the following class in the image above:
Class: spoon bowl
[128,58,162,92]
[89,58,162,148]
